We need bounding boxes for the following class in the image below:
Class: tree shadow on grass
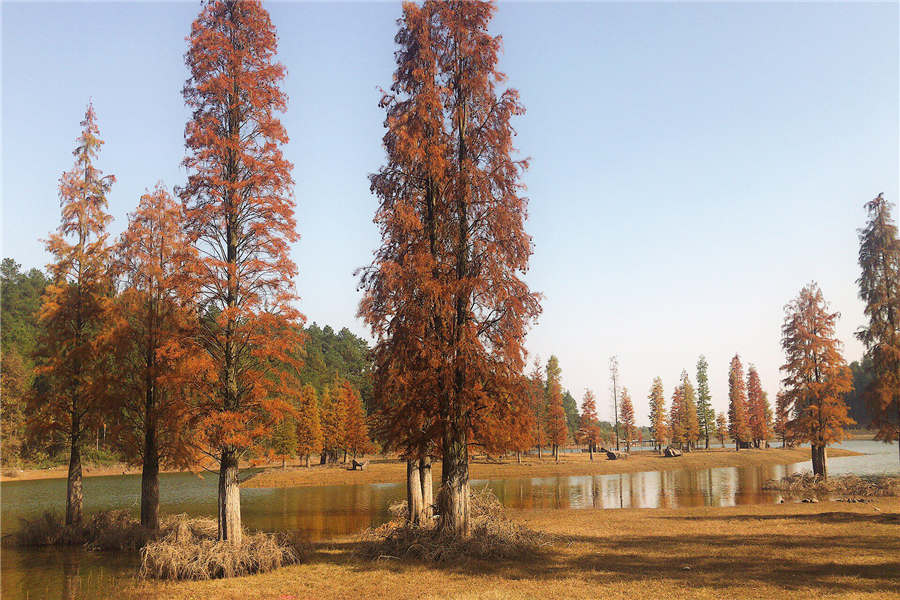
[307,526,900,596]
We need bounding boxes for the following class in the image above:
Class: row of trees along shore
[1,0,897,543]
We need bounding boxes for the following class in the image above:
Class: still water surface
[2,440,895,599]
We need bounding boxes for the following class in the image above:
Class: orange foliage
[358,0,540,535]
[728,355,750,449]
[32,103,114,525]
[577,389,602,451]
[180,0,302,543]
[747,365,771,446]
[648,377,667,450]
[340,380,374,459]
[619,388,636,452]
[100,184,200,473]
[781,282,854,475]
[295,384,323,464]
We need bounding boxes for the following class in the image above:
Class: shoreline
[243,446,862,489]
[0,446,864,486]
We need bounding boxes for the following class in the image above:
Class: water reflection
[1,440,895,600]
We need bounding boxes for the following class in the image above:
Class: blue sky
[3,2,898,424]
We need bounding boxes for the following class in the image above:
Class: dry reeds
[138,514,306,580]
[12,510,306,581]
[762,473,900,497]
[12,510,151,549]
[357,486,550,563]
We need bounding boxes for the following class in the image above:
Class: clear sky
[3,2,898,425]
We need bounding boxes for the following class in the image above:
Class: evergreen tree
[696,355,713,449]
[856,193,900,462]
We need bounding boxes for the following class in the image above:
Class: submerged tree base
[763,473,900,497]
[9,510,306,581]
[356,487,549,563]
[11,510,155,550]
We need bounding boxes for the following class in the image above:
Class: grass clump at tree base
[356,486,550,563]
[139,515,307,580]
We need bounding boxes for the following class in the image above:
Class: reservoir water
[2,439,895,599]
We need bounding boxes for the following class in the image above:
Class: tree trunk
[407,458,424,525]
[305,454,311,468]
[65,436,83,526]
[812,445,828,479]
[140,424,160,530]
[735,438,740,452]
[438,421,470,537]
[589,443,594,461]
[537,445,542,460]
[217,449,241,545]
[320,451,326,465]
[516,450,521,464]
[281,456,286,470]
[419,455,433,519]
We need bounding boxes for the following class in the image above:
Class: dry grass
[122,497,900,600]
[10,510,152,550]
[244,446,861,489]
[763,473,900,498]
[356,487,550,563]
[139,515,306,580]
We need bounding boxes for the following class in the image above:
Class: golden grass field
[243,446,860,489]
[123,497,900,600]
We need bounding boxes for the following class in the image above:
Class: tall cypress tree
[33,103,114,525]
[856,193,900,463]
[696,355,713,449]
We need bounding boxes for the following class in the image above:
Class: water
[2,439,894,599]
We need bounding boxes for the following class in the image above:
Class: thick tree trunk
[320,451,326,465]
[438,422,470,537]
[537,445,542,460]
[811,445,828,479]
[516,450,521,464]
[406,458,424,525]
[217,450,242,545]
[419,455,433,520]
[589,443,594,461]
[140,425,160,530]
[735,438,740,452]
[65,436,83,526]
[305,454,311,468]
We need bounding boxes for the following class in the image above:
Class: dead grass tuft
[763,473,900,497]
[357,486,550,563]
[138,514,306,580]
